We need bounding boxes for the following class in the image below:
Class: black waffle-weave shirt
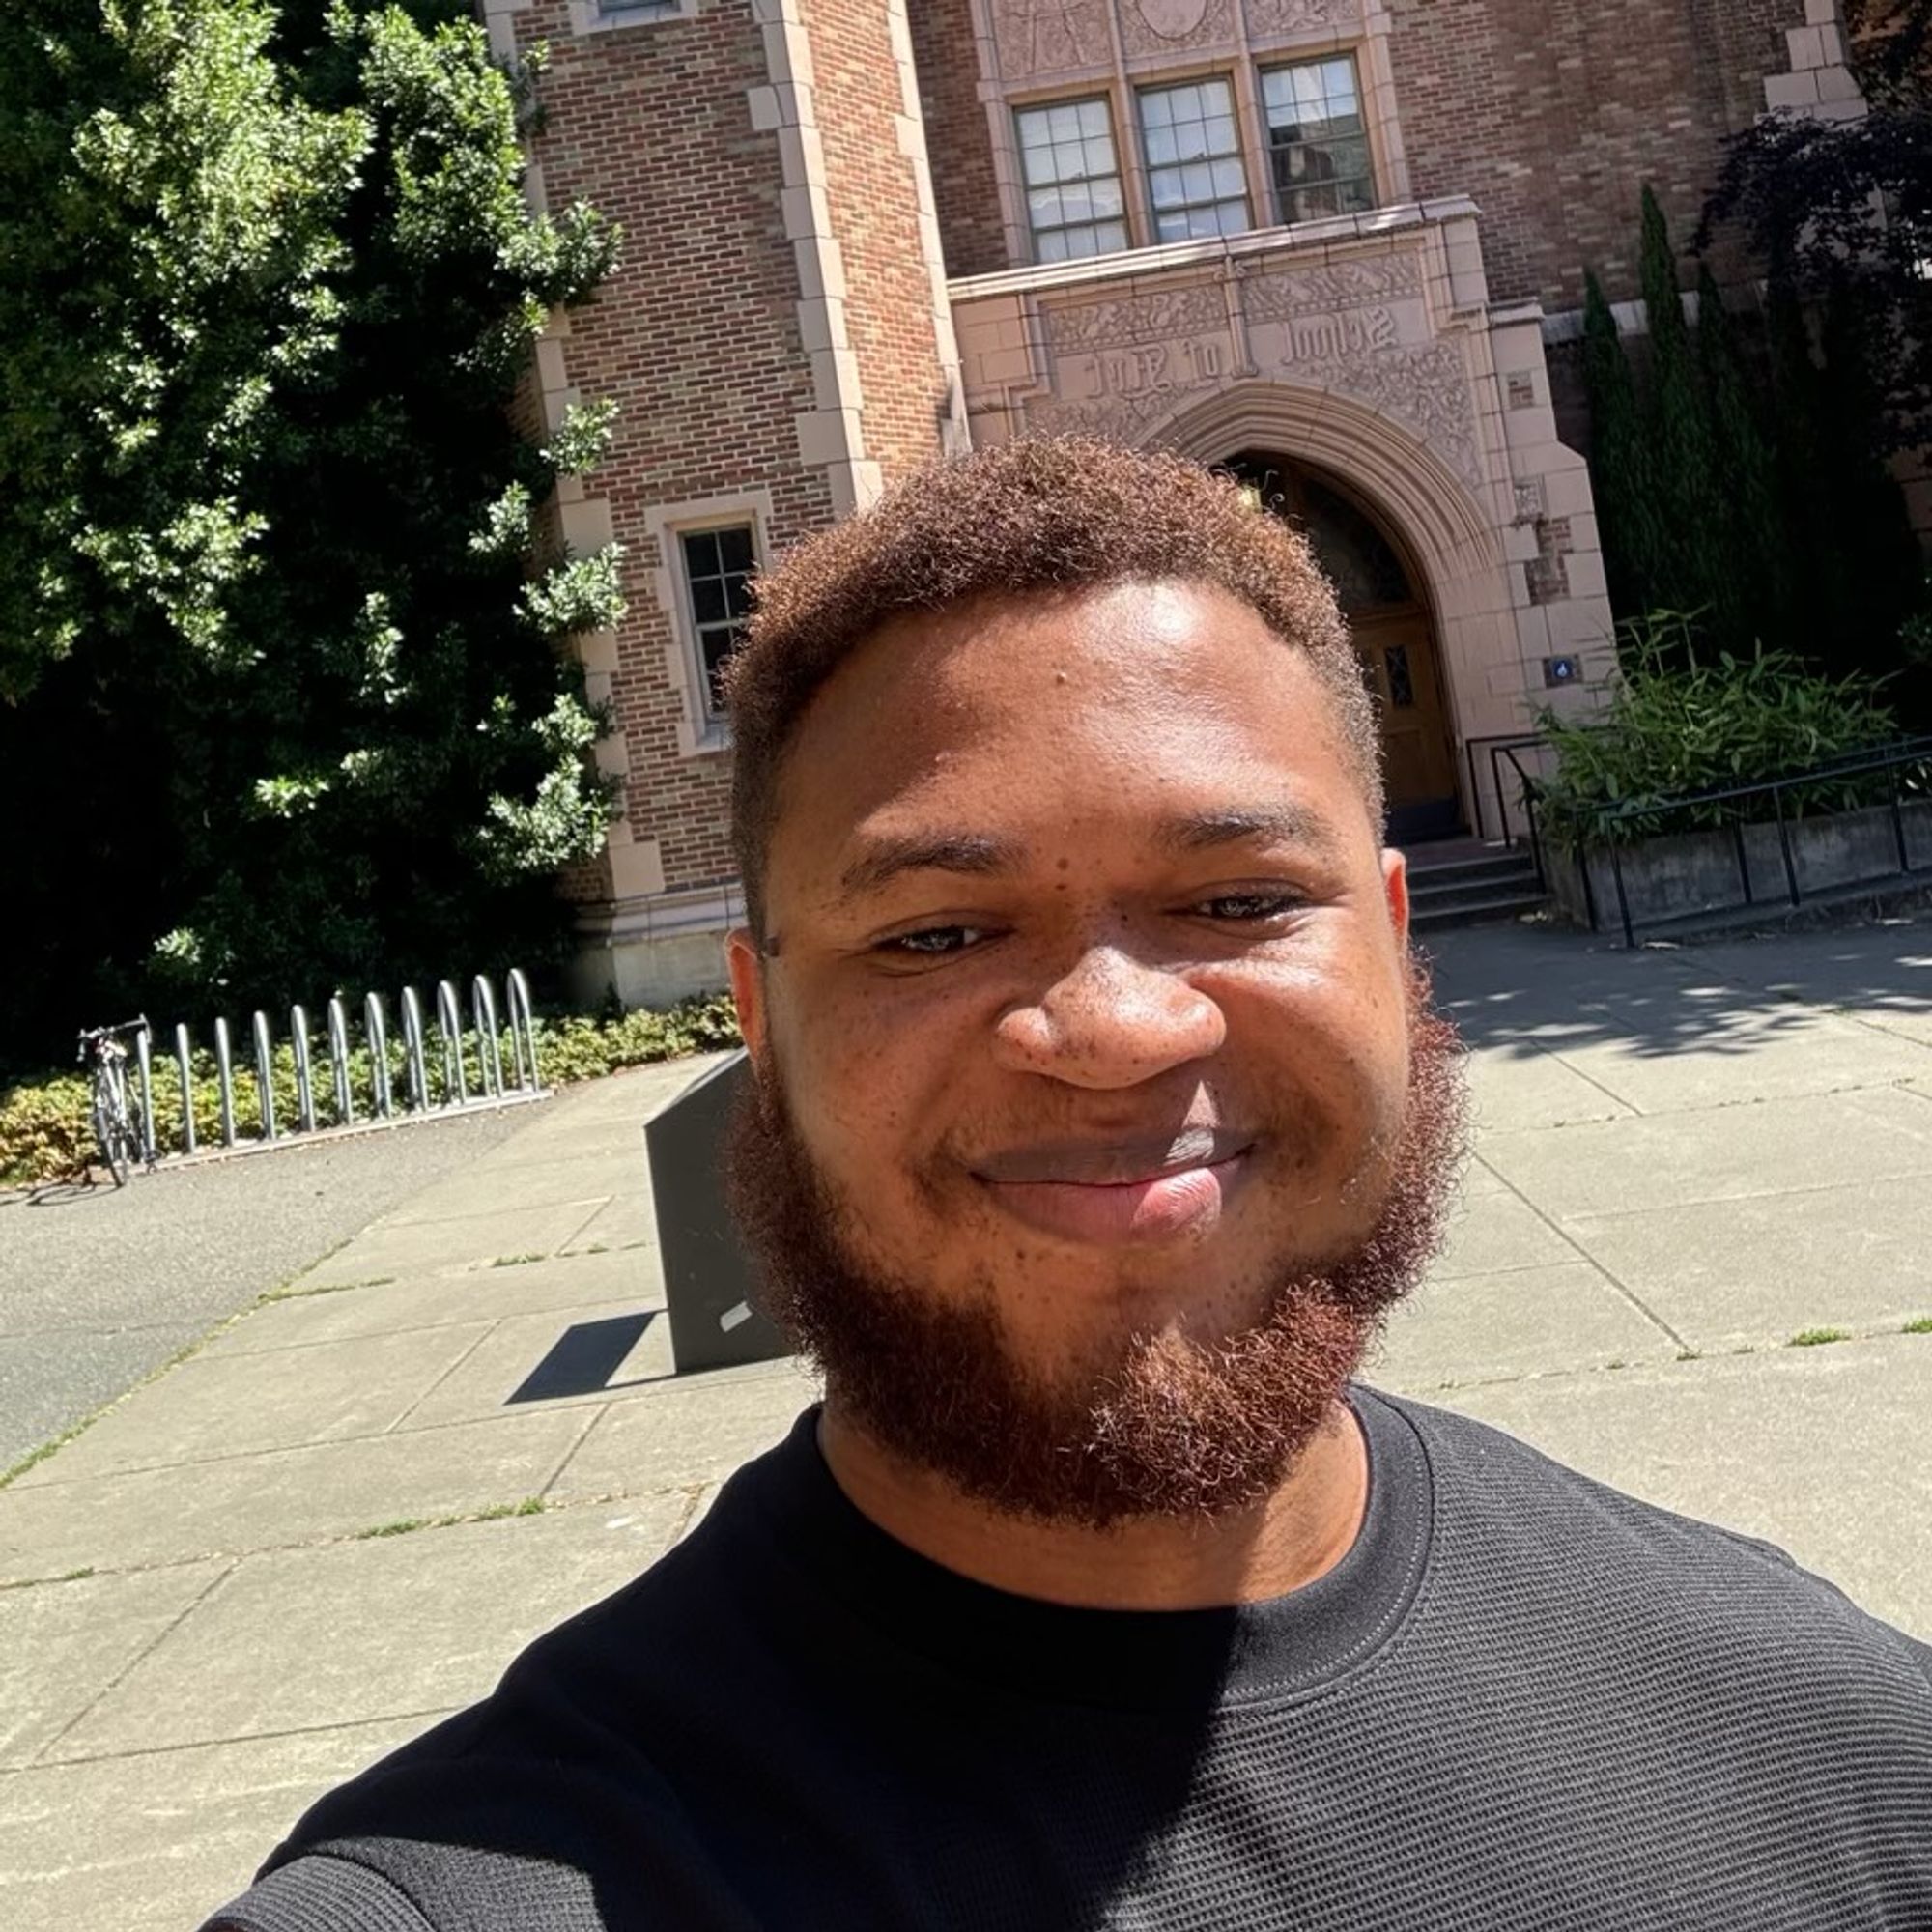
[206,1390,1932,1931]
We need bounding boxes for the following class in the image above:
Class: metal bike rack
[327,998,355,1127]
[365,992,393,1119]
[399,986,430,1113]
[472,976,504,1097]
[94,969,550,1168]
[434,980,468,1107]
[213,1017,238,1148]
[290,1006,317,1133]
[251,1011,277,1142]
[132,1022,157,1164]
[174,1022,197,1156]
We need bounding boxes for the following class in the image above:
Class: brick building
[478,0,1867,1006]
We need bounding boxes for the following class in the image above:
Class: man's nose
[991,946,1227,1088]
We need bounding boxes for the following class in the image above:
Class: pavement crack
[538,1402,611,1502]
[27,1559,237,1768]
[1479,1168,1690,1352]
[383,1320,500,1434]
[32,1705,466,1772]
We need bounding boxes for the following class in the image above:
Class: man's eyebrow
[1155,805,1348,859]
[836,832,1022,899]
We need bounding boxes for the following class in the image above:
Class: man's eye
[1196,893,1307,922]
[878,924,988,957]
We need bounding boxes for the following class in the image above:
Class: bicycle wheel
[124,1081,147,1177]
[95,1065,131,1187]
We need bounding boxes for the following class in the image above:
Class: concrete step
[1408,855,1539,897]
[1404,841,1546,930]
[1410,890,1548,931]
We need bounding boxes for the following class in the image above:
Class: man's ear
[1381,848,1410,950]
[725,927,768,1066]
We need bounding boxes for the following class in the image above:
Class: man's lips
[972,1126,1247,1186]
[971,1130,1255,1246]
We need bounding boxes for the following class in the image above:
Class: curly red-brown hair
[724,436,1381,935]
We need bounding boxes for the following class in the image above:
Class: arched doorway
[1222,450,1463,843]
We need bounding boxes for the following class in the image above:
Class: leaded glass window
[1137,78,1250,243]
[680,526,755,719]
[1015,99,1129,263]
[1261,56,1376,227]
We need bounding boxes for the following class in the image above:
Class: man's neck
[815,1400,1369,1612]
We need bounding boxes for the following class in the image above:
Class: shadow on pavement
[2,1179,115,1210]
[1419,914,1932,1061]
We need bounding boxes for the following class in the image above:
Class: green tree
[0,0,621,1064]
[1704,0,1932,453]
[1694,261,1788,656]
[0,0,365,699]
[1636,187,1730,637]
[1579,271,1666,633]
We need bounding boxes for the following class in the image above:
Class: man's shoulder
[1369,1384,1932,1688]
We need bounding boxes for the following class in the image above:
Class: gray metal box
[643,1050,792,1375]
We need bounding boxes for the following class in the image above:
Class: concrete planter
[1548,797,1932,935]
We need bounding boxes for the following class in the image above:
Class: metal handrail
[1464,732,1549,845]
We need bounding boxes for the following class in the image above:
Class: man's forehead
[788,580,1330,769]
[763,579,1367,898]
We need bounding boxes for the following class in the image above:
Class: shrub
[1534,611,1913,847]
[0,993,742,1187]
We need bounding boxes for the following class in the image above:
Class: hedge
[0,995,742,1188]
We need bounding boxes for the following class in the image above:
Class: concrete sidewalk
[4,916,1932,1929]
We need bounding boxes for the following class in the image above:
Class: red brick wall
[803,0,952,475]
[525,0,957,904]
[908,0,1008,278]
[1389,0,1813,312]
[520,0,831,898]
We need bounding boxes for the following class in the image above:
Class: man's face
[727,580,1463,1522]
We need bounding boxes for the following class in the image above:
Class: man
[208,440,1931,1932]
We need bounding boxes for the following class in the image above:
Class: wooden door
[1351,611,1459,838]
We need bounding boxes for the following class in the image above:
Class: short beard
[724,960,1467,1528]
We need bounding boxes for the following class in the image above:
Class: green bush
[0,994,742,1187]
[1534,611,1914,846]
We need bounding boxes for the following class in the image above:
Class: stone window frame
[645,488,774,758]
[977,2,1412,271]
[568,0,696,39]
[1012,96,1133,265]
[1133,72,1254,245]
[1241,16,1412,222]
[1255,48,1378,231]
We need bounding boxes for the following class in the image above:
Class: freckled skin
[729,582,1411,1386]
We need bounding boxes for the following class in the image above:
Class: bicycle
[76,1018,149,1187]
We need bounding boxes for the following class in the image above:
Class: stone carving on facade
[1117,0,1237,59]
[1020,241,1482,497]
[1242,0,1363,35]
[1299,340,1482,491]
[989,0,1112,78]
[1242,255,1424,320]
[1044,283,1228,351]
[1023,385,1193,444]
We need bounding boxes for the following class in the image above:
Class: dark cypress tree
[1813,295,1925,706]
[1581,270,1666,637]
[1638,186,1727,637]
[1765,269,1854,674]
[1695,263,1789,656]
